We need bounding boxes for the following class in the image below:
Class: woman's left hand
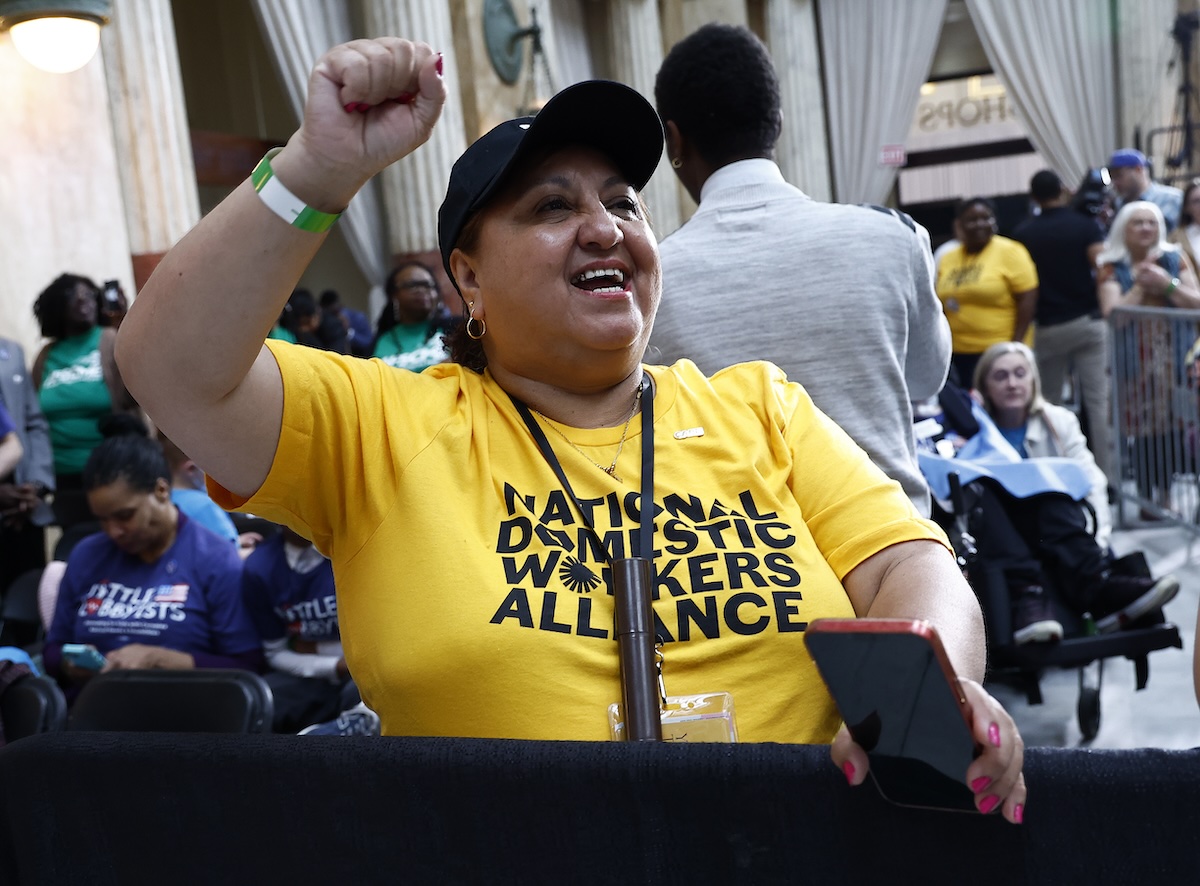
[831,677,1026,824]
[1133,260,1172,296]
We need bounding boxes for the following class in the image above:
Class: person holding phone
[32,273,143,529]
[43,420,263,695]
[113,37,1026,822]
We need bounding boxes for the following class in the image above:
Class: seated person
[371,261,455,371]
[241,525,368,733]
[157,430,240,548]
[926,342,1179,644]
[42,423,263,695]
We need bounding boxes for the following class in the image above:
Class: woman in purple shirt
[44,423,263,692]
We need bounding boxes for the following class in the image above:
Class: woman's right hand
[272,38,447,215]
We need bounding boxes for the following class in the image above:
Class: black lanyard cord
[510,373,655,565]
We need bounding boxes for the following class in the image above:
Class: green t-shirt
[372,323,449,372]
[39,326,112,475]
[268,325,297,344]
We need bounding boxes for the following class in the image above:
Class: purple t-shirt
[46,514,260,659]
[241,533,339,643]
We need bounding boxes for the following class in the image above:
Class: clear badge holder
[608,640,737,742]
[608,692,738,743]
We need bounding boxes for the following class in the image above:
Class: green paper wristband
[251,148,342,233]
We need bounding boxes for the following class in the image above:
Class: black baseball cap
[436,80,664,287]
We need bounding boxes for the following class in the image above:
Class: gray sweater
[651,160,951,516]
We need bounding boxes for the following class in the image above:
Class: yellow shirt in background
[937,235,1038,354]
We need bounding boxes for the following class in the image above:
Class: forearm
[847,540,986,681]
[1011,289,1037,342]
[264,638,342,680]
[116,171,334,416]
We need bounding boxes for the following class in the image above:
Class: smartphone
[804,618,979,812]
[101,279,122,308]
[62,643,108,672]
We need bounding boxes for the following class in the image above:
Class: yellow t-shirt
[937,235,1038,354]
[212,343,950,743]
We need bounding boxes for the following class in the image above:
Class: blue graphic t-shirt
[241,533,339,643]
[47,514,259,657]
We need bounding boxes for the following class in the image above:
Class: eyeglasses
[391,280,437,294]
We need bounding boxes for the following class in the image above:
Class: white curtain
[819,0,948,204]
[251,0,390,291]
[546,0,595,87]
[965,0,1117,187]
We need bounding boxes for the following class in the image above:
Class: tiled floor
[987,517,1200,750]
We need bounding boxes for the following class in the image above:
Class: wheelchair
[940,472,1182,741]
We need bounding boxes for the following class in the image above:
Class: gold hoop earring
[671,157,682,169]
[466,301,486,340]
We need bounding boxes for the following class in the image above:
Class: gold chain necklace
[533,385,643,482]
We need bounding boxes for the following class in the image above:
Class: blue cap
[1109,148,1147,169]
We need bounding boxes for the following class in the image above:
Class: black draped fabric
[0,733,1197,885]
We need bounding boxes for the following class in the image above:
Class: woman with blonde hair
[1098,201,1200,512]
[971,341,1178,642]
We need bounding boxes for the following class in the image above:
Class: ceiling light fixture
[0,0,112,74]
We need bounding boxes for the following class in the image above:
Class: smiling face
[958,202,997,253]
[982,351,1034,426]
[451,145,660,389]
[87,477,176,562]
[1123,208,1160,254]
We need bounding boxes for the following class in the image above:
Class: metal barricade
[1110,304,1200,529]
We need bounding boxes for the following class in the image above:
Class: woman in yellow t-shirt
[937,197,1039,386]
[114,37,1029,824]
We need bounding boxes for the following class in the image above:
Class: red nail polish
[391,92,415,104]
[355,102,372,113]
[343,102,358,113]
[970,776,992,793]
[978,795,1000,814]
[435,53,444,76]
[842,761,855,784]
[988,722,1001,747]
[1013,803,1024,824]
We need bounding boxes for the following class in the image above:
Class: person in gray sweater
[650,24,951,517]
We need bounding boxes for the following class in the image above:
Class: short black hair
[655,24,782,167]
[1030,170,1063,202]
[955,196,996,220]
[33,273,98,340]
[319,289,340,309]
[82,414,166,494]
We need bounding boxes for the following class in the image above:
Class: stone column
[102,0,201,291]
[606,0,681,237]
[363,0,466,300]
[765,0,832,201]
[0,34,132,359]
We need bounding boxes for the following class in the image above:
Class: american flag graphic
[154,584,189,604]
